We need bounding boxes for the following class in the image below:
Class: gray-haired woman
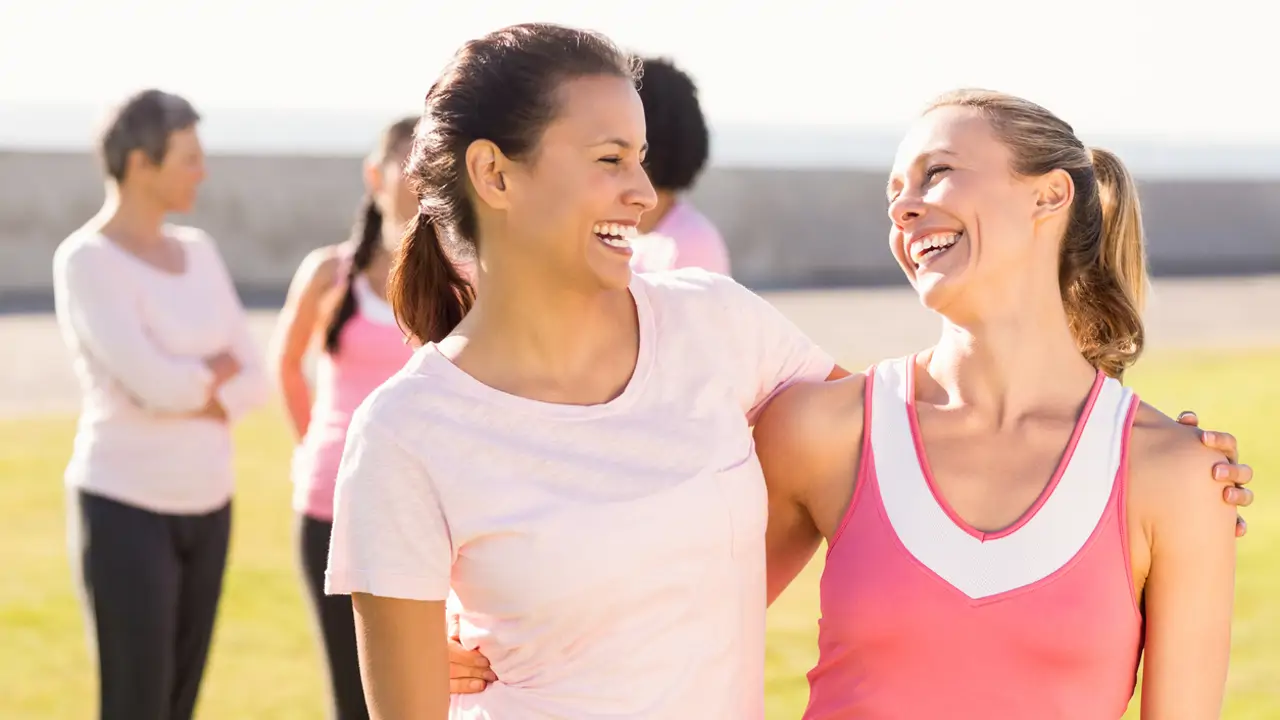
[52,89,269,720]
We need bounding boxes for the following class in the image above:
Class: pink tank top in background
[293,273,413,520]
[804,356,1143,720]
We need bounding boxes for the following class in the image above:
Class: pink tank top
[803,356,1144,720]
[293,273,413,520]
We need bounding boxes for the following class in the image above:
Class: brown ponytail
[388,212,475,345]
[323,198,382,353]
[1061,148,1148,378]
[925,89,1150,378]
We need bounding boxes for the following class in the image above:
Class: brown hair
[388,23,640,344]
[323,116,418,353]
[926,89,1148,378]
[98,89,201,182]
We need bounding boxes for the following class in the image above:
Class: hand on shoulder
[1130,405,1237,525]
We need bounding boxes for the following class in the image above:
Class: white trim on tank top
[352,274,398,327]
[870,356,1132,600]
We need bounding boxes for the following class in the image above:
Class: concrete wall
[2,150,1278,310]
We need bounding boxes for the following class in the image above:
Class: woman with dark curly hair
[629,56,732,276]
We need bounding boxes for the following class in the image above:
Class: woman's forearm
[278,365,313,440]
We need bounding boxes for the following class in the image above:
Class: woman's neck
[93,185,169,247]
[451,264,638,395]
[925,284,1098,427]
[380,216,411,253]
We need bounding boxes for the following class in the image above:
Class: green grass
[1,350,1275,719]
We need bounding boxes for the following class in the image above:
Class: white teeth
[592,222,637,249]
[909,232,961,264]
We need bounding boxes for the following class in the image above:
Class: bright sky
[0,0,1272,140]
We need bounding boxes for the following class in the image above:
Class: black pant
[70,490,231,720]
[298,514,369,720]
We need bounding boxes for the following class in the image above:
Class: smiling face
[495,74,658,291]
[886,105,1055,318]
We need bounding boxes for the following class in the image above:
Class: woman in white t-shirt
[52,89,269,720]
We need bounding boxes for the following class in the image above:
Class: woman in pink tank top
[269,117,420,720]
[755,91,1239,719]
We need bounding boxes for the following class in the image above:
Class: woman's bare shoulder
[755,374,867,477]
[1128,401,1233,529]
[289,243,348,297]
[761,373,867,436]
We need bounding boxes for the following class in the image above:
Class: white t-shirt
[52,226,269,514]
[326,269,835,719]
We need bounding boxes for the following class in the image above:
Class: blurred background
[1,1,1276,718]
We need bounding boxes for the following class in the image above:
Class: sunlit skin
[469,75,655,298]
[885,109,1044,323]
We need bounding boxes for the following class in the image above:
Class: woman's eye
[925,165,952,182]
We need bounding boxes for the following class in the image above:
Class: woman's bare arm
[353,594,450,720]
[1130,409,1237,719]
[755,374,866,605]
[269,247,341,440]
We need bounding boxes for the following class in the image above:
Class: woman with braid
[268,117,420,720]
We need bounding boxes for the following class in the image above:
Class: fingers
[448,661,496,682]
[1223,484,1254,508]
[1213,462,1252,487]
[450,676,490,693]
[1176,411,1200,427]
[1236,516,1248,538]
[446,622,496,694]
[448,642,491,669]
[1200,430,1239,465]
[448,642,497,693]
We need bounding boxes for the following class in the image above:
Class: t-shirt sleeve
[325,398,453,601]
[708,273,836,424]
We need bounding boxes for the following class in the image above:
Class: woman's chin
[914,272,961,314]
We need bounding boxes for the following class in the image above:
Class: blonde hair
[926,89,1149,378]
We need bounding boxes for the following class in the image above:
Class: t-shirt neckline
[418,275,656,420]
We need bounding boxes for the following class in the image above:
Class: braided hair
[323,116,418,353]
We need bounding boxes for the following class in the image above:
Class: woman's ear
[1032,167,1074,222]
[465,139,512,211]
